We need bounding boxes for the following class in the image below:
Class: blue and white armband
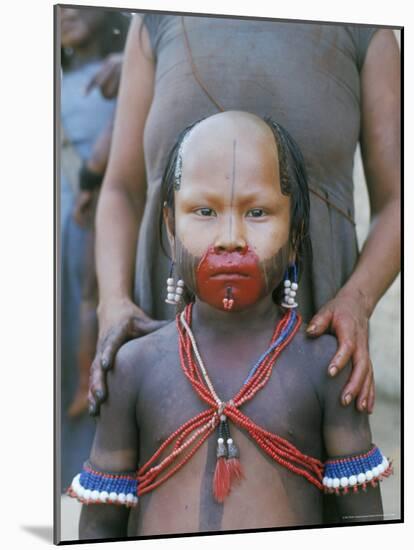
[323,445,393,495]
[67,461,139,508]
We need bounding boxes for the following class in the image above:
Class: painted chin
[195,246,266,312]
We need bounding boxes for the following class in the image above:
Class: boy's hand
[88,298,168,416]
[306,289,375,414]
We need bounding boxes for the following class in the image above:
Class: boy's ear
[163,202,176,257]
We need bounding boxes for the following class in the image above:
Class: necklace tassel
[213,422,230,502]
[223,418,244,484]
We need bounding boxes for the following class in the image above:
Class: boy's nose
[213,216,247,254]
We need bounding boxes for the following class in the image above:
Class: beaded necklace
[137,304,323,501]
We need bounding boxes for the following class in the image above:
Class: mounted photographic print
[54,3,403,544]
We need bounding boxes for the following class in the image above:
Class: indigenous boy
[68,111,391,538]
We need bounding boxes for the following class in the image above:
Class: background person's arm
[89,16,166,415]
[307,29,401,413]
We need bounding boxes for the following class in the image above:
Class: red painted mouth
[195,246,265,312]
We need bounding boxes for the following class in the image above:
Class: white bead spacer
[91,490,100,502]
[167,278,174,285]
[100,491,109,503]
[289,290,296,297]
[78,486,86,499]
[340,477,349,488]
[383,457,389,469]
[365,470,373,481]
[174,295,181,303]
[109,492,118,503]
[126,494,135,504]
[287,297,295,305]
[227,438,233,445]
[284,280,291,287]
[133,496,139,505]
[322,476,329,486]
[372,466,379,478]
[377,463,385,475]
[332,478,340,488]
[217,437,224,444]
[357,473,366,484]
[327,478,333,488]
[220,414,227,422]
[175,286,184,295]
[177,279,185,287]
[118,493,126,504]
[348,475,357,486]
[167,293,175,301]
[291,282,298,290]
[84,489,92,501]
[167,285,175,293]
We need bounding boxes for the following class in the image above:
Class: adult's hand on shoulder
[306,289,375,414]
[88,298,168,416]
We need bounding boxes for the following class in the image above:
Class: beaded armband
[322,445,392,495]
[67,461,138,508]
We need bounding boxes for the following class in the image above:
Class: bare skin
[89,18,400,417]
[78,112,383,538]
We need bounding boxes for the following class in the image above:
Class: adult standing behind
[89,14,400,417]
[60,6,128,489]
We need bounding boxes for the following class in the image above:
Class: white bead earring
[165,261,185,306]
[281,264,299,309]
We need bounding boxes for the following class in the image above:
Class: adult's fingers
[100,324,130,371]
[340,344,370,407]
[326,316,356,377]
[355,360,373,412]
[306,306,333,337]
[88,355,107,416]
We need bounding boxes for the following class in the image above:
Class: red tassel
[213,457,231,502]
[227,458,244,484]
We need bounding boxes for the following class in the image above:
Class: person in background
[60,6,129,490]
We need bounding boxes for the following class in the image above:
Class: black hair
[159,115,312,284]
[61,9,130,71]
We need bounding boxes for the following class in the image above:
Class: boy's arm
[322,354,386,524]
[68,345,140,540]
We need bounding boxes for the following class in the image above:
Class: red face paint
[196,245,265,312]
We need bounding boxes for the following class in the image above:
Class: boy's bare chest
[136,342,323,463]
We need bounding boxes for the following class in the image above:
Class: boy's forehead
[181,112,279,172]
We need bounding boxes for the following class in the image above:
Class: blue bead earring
[281,264,299,309]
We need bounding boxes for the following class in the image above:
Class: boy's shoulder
[289,324,339,380]
[113,320,177,383]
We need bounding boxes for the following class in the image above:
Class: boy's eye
[246,208,266,218]
[195,207,217,217]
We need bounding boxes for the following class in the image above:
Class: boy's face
[166,113,293,312]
